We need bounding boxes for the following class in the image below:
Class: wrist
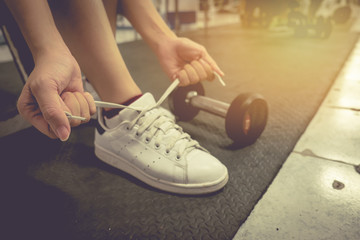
[151,34,178,56]
[32,38,70,64]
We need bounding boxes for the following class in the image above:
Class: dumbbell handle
[186,91,229,118]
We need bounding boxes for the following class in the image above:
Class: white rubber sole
[94,143,228,195]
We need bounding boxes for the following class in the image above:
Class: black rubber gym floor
[1,23,359,240]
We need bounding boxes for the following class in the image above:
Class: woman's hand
[156,37,224,86]
[17,49,96,141]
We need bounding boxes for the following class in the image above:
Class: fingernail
[172,74,178,80]
[56,126,69,141]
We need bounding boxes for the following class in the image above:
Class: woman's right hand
[17,49,96,141]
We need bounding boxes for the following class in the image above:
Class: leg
[48,0,228,195]
[49,0,141,104]
[102,0,118,35]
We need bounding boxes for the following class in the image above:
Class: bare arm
[118,0,176,51]
[5,0,95,141]
[4,0,67,60]
[119,0,224,85]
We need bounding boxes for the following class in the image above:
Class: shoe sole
[94,143,228,195]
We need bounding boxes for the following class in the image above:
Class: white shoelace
[130,106,200,159]
[65,73,225,157]
[66,72,225,121]
[96,79,200,158]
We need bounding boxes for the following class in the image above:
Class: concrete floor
[234,36,360,240]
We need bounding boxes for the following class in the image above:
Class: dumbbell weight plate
[288,11,308,37]
[168,82,205,121]
[225,93,268,146]
[317,17,332,39]
[333,6,351,25]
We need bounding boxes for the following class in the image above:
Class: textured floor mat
[1,24,359,240]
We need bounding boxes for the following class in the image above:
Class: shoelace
[96,78,199,159]
[131,106,200,159]
[66,72,225,121]
[66,73,225,157]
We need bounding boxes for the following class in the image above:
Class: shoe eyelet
[155,143,160,149]
[165,149,170,155]
[145,137,150,143]
[176,155,181,160]
[136,132,140,137]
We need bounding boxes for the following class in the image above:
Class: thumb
[33,88,71,141]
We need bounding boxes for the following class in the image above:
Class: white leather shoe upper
[94,93,228,194]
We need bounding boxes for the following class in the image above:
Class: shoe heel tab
[96,108,108,135]
[96,120,105,135]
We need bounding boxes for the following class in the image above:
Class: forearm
[4,0,68,61]
[119,0,176,52]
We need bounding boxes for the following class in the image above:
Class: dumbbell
[314,16,332,39]
[299,16,332,39]
[288,11,308,37]
[288,12,332,39]
[168,82,268,147]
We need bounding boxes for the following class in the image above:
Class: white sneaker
[94,89,228,195]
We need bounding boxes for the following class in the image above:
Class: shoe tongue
[105,93,156,128]
[128,93,156,108]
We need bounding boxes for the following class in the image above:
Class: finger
[74,92,90,123]
[61,92,81,127]
[177,69,190,86]
[202,52,225,77]
[191,60,208,82]
[84,92,96,116]
[184,64,199,84]
[17,87,58,139]
[22,83,70,141]
[199,58,215,81]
